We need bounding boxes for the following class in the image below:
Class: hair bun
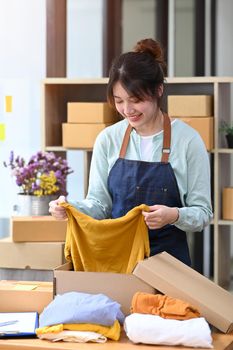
[134,38,166,72]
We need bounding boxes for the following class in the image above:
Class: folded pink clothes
[124,313,213,348]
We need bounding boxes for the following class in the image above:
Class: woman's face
[113,81,160,136]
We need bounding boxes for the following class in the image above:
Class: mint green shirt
[70,118,213,233]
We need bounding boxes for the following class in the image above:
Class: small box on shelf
[62,123,112,149]
[67,102,119,124]
[168,95,213,117]
[222,187,233,220]
[176,117,214,151]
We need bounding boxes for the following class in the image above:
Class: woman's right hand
[49,195,67,220]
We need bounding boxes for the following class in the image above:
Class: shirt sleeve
[174,133,213,232]
[69,129,113,219]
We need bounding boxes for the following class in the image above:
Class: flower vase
[16,194,58,216]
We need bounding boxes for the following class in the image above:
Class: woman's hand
[49,195,67,220]
[142,205,179,229]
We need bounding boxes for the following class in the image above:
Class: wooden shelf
[218,148,233,154]
[218,220,233,225]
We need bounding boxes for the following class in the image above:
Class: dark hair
[107,38,166,107]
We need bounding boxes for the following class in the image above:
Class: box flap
[133,252,233,333]
[54,262,73,271]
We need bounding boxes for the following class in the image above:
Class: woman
[49,38,213,266]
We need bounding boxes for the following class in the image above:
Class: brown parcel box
[0,280,53,314]
[62,123,112,149]
[134,252,233,334]
[178,117,214,151]
[222,187,233,220]
[0,237,65,270]
[11,216,67,242]
[67,102,119,123]
[168,95,213,117]
[53,262,156,316]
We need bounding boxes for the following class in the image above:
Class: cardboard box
[54,252,233,333]
[0,280,53,314]
[0,237,65,269]
[11,216,67,242]
[134,252,233,334]
[178,117,214,150]
[53,262,156,316]
[67,102,119,123]
[222,187,233,220]
[168,95,213,117]
[62,123,111,149]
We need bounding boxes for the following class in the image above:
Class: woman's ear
[157,84,164,98]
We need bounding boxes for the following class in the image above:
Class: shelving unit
[41,77,233,288]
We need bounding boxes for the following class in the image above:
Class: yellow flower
[34,171,59,197]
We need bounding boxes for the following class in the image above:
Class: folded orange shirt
[131,292,200,320]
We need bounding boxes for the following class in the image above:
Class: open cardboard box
[134,252,233,334]
[54,261,156,316]
[54,252,233,334]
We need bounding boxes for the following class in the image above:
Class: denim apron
[108,114,191,266]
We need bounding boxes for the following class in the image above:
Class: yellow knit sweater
[62,203,150,273]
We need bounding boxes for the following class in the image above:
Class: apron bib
[108,114,191,266]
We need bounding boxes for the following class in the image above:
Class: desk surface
[0,332,232,350]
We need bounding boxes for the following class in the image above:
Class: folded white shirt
[124,313,213,348]
[38,330,107,343]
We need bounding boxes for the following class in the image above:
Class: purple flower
[3,151,73,196]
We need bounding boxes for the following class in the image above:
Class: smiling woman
[49,38,213,268]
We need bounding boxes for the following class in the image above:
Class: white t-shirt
[140,135,154,161]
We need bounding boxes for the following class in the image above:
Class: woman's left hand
[142,205,179,229]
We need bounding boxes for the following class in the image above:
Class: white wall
[66,0,103,202]
[0,0,46,236]
[216,0,233,76]
[67,0,103,78]
[0,0,104,236]
[122,0,156,52]
[174,0,195,76]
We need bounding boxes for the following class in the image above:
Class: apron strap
[119,124,133,158]
[161,113,171,163]
[119,113,171,163]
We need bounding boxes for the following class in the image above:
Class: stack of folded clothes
[36,291,125,343]
[124,292,213,348]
